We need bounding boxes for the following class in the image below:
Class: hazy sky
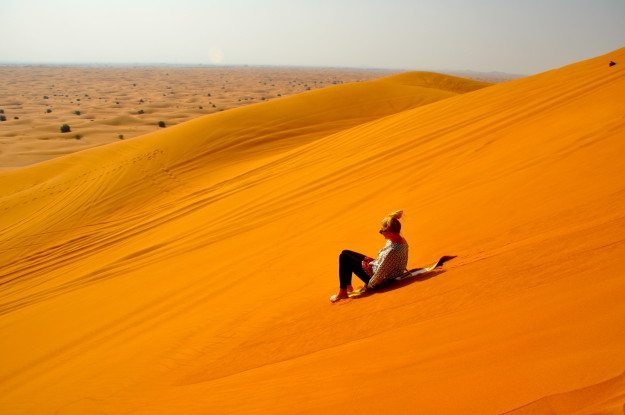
[1,0,623,74]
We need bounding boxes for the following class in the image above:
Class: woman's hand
[362,257,374,275]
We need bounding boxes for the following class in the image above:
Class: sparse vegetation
[137,109,145,114]
[43,95,49,99]
[74,134,82,140]
[0,109,4,114]
[46,108,52,113]
[0,115,6,122]
[139,99,144,103]
[74,110,81,115]
[14,116,19,120]
[158,121,166,128]
[118,134,124,139]
[60,123,71,133]
[198,106,203,109]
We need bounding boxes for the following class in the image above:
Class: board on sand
[346,255,456,298]
[394,255,456,281]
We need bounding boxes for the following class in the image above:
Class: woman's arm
[361,256,374,276]
[366,245,408,289]
[367,250,396,289]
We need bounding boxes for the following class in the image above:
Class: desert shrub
[198,106,203,109]
[74,134,82,140]
[137,109,145,114]
[118,134,124,139]
[0,109,4,114]
[139,99,144,103]
[0,115,6,122]
[74,110,81,115]
[43,95,49,99]
[14,116,19,120]
[46,108,52,113]
[60,124,71,133]
[158,121,166,128]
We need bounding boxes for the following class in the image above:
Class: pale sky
[1,0,623,74]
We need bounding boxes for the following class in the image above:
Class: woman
[330,210,409,302]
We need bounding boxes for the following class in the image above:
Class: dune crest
[378,70,492,93]
[1,48,624,414]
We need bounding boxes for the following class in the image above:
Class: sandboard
[394,255,456,281]
[347,255,456,298]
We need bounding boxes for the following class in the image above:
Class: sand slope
[0,66,406,169]
[1,48,624,414]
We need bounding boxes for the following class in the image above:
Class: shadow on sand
[350,256,456,300]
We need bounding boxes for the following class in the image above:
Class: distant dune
[0,48,624,414]
[446,69,525,83]
[0,66,402,168]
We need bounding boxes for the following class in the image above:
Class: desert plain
[0,47,624,414]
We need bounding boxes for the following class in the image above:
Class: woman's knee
[339,250,348,264]
[339,250,354,266]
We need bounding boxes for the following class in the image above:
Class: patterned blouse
[368,239,409,288]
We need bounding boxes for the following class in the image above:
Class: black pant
[339,250,371,289]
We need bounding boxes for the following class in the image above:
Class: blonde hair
[381,210,403,234]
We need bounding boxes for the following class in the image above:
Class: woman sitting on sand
[330,210,409,302]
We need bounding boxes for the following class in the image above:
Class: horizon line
[0,61,526,76]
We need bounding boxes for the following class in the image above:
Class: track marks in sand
[502,370,625,414]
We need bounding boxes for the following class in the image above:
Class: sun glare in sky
[208,47,224,64]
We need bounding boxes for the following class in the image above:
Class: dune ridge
[1,48,624,414]
[0,66,405,168]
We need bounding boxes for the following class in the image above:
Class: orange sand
[1,48,624,414]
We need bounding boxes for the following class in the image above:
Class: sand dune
[0,66,402,169]
[0,48,624,414]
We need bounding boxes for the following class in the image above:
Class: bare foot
[330,290,349,303]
